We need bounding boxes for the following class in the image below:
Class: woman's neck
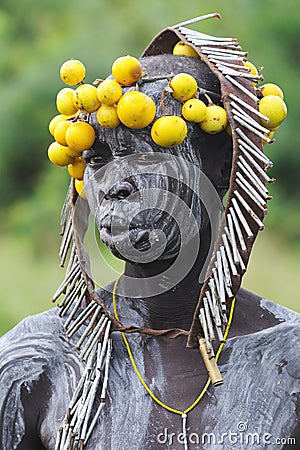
[121,228,211,331]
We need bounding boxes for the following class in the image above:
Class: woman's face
[83,131,203,263]
[83,54,231,264]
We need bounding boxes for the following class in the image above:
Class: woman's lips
[100,226,150,252]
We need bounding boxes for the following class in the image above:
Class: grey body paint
[0,289,299,450]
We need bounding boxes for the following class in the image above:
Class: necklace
[113,274,236,450]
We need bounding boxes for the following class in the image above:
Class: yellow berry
[75,179,87,199]
[66,121,96,152]
[112,55,143,86]
[182,98,207,122]
[56,88,77,115]
[60,59,86,86]
[259,83,284,99]
[68,157,86,179]
[53,120,72,146]
[259,95,287,129]
[243,61,258,76]
[97,79,123,105]
[65,146,82,158]
[170,73,198,102]
[117,91,156,129]
[96,105,120,128]
[47,141,75,167]
[243,61,259,86]
[48,114,68,136]
[74,84,101,113]
[173,41,199,58]
[199,104,228,134]
[151,116,188,148]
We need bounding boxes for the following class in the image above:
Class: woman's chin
[99,226,180,262]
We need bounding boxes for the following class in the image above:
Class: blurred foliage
[0,0,299,333]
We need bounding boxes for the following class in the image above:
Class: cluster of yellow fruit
[48,41,287,198]
[97,54,228,146]
[172,40,287,145]
[257,83,287,144]
[48,53,229,197]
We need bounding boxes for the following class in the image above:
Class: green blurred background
[0,0,299,335]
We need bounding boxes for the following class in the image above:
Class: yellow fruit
[170,73,198,102]
[68,157,86,179]
[243,61,259,86]
[112,55,143,86]
[56,88,78,115]
[182,98,207,122]
[173,41,199,58]
[47,141,75,167]
[96,105,120,128]
[199,104,228,134]
[97,79,123,105]
[117,91,156,129]
[65,146,82,158]
[74,84,101,113]
[151,116,188,147]
[53,120,72,146]
[259,95,287,129]
[48,114,68,136]
[243,61,258,76]
[259,83,284,99]
[75,179,87,199]
[60,59,86,86]
[66,121,96,151]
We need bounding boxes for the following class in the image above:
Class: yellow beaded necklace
[112,274,236,450]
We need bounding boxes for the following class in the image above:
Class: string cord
[112,274,236,416]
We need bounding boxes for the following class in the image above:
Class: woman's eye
[88,156,105,167]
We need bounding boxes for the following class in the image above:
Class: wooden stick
[206,288,222,328]
[231,198,253,238]
[179,27,235,42]
[75,305,103,348]
[225,75,258,102]
[203,297,216,341]
[64,285,87,331]
[236,173,267,210]
[238,155,269,196]
[201,46,247,56]
[239,144,274,182]
[222,233,238,276]
[172,13,222,29]
[232,107,270,135]
[217,66,262,81]
[52,263,81,302]
[229,207,247,252]
[208,53,244,62]
[236,132,273,168]
[234,190,265,230]
[226,215,239,264]
[233,115,273,143]
[60,279,85,318]
[225,226,246,272]
[80,317,109,361]
[230,94,270,122]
